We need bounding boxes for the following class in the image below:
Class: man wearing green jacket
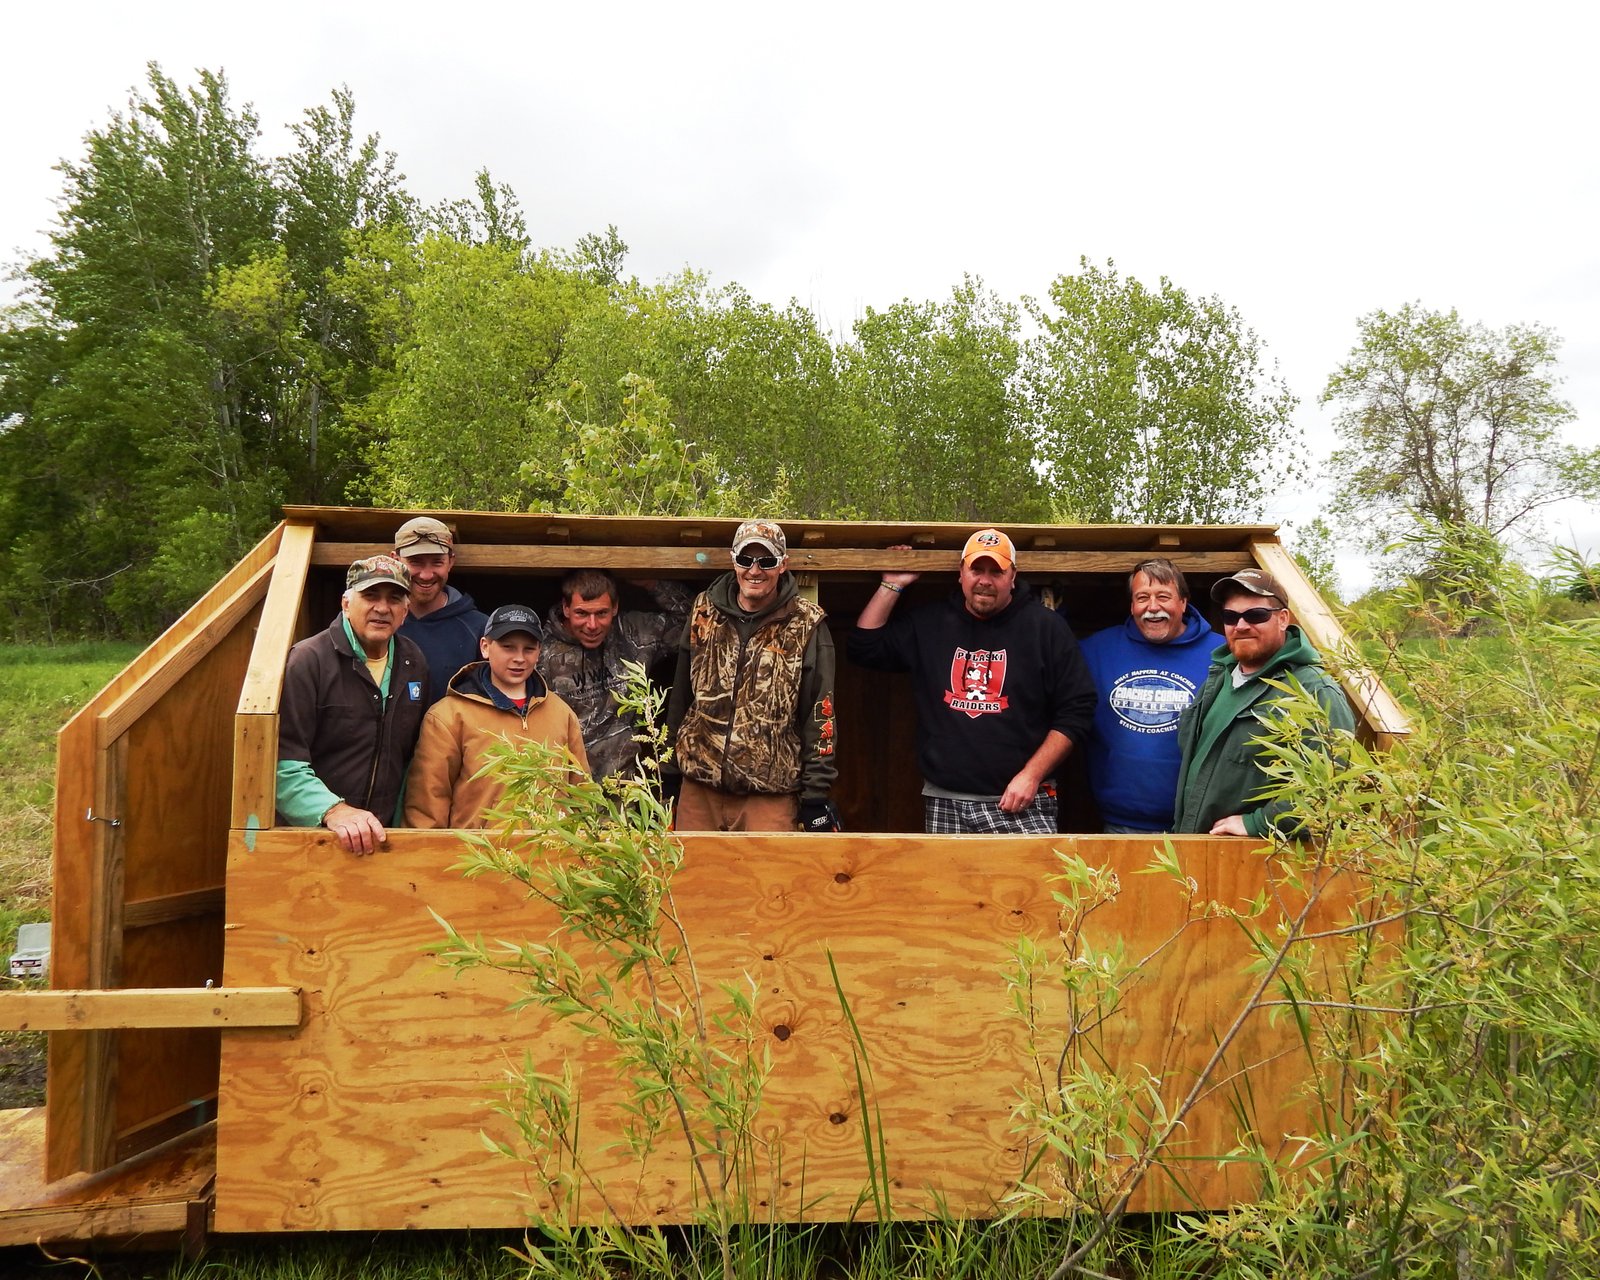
[1173,568,1355,838]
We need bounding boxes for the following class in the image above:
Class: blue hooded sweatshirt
[1076,604,1223,831]
[398,585,488,708]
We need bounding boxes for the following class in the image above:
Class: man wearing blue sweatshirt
[394,516,488,705]
[1075,559,1222,833]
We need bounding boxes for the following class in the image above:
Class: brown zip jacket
[403,662,590,829]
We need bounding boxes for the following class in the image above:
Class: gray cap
[1210,568,1286,605]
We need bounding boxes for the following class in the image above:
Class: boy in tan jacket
[404,604,589,828]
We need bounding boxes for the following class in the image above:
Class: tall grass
[0,641,140,937]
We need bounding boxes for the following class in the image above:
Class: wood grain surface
[216,829,1362,1231]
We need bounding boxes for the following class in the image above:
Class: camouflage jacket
[537,581,691,779]
[666,572,837,800]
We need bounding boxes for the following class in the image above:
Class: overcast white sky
[5,1,1597,592]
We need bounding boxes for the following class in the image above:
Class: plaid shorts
[923,791,1058,835]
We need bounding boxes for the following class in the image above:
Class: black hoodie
[848,580,1095,796]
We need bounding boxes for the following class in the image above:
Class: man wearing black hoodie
[850,528,1096,834]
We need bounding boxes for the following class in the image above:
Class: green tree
[550,273,856,517]
[840,276,1051,522]
[0,64,281,634]
[276,87,417,499]
[1322,302,1597,562]
[1023,258,1301,524]
[530,373,749,516]
[358,235,603,510]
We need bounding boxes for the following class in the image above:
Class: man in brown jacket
[404,605,590,828]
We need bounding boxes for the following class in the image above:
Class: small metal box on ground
[8,922,50,980]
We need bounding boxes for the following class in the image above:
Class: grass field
[0,642,142,938]
[0,642,142,1113]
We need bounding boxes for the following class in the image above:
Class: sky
[5,1,1597,594]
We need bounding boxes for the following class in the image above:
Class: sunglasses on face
[733,551,781,569]
[1220,606,1284,626]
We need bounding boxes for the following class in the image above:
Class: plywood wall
[216,829,1364,1231]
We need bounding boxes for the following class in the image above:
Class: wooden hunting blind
[0,508,1408,1244]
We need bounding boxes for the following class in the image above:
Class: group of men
[275,515,1353,852]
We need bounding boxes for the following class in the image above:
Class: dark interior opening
[301,562,1246,836]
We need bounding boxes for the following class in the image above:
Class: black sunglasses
[1220,606,1284,626]
[733,551,781,569]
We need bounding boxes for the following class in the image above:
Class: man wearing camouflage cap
[665,520,839,833]
[276,555,430,855]
[1172,567,1355,838]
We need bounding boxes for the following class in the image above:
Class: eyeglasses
[733,551,781,569]
[1220,606,1284,627]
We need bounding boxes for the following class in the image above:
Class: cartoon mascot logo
[944,648,1008,718]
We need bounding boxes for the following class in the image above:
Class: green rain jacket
[1172,625,1355,838]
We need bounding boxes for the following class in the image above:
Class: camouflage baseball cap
[1210,567,1287,605]
[347,554,411,593]
[732,519,787,558]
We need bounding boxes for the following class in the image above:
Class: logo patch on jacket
[1108,670,1197,733]
[407,681,423,701]
[944,648,1009,718]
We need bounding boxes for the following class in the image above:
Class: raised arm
[855,544,920,631]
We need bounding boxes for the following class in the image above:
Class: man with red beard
[1172,568,1355,838]
[850,528,1095,835]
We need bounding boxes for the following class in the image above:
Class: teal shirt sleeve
[276,618,396,826]
[276,759,341,827]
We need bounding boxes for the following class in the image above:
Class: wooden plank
[96,618,256,1177]
[122,621,256,903]
[94,561,274,750]
[123,886,225,930]
[1252,540,1412,741]
[57,525,283,745]
[47,698,100,1179]
[115,1099,218,1166]
[0,989,299,1032]
[48,523,283,1182]
[0,1110,215,1248]
[75,734,130,1176]
[311,542,1260,577]
[237,521,317,717]
[216,828,1363,1231]
[231,715,278,835]
[284,505,1281,553]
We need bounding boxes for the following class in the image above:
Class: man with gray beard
[1072,559,1222,833]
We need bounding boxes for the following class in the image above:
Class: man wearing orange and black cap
[850,528,1096,834]
[276,555,430,855]
[1172,567,1354,838]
